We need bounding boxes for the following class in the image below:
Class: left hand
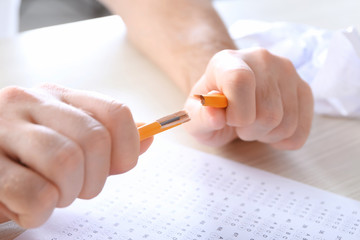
[184,48,314,150]
[0,84,153,228]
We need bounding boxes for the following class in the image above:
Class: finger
[0,122,84,208]
[186,73,228,138]
[183,50,256,146]
[271,81,314,150]
[259,78,299,143]
[136,123,154,155]
[0,154,59,228]
[235,80,283,141]
[209,50,257,127]
[0,85,105,203]
[26,93,111,200]
[184,96,236,147]
[41,84,141,176]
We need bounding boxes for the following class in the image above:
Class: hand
[0,84,153,228]
[184,49,314,149]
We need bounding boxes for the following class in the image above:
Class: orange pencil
[138,110,190,141]
[194,93,228,108]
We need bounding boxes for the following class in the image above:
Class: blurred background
[19,0,110,31]
[19,0,359,32]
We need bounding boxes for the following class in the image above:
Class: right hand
[184,49,313,149]
[0,84,153,228]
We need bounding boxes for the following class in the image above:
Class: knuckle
[227,112,255,128]
[274,124,297,140]
[31,182,58,214]
[107,101,132,120]
[77,126,111,199]
[102,102,139,175]
[105,101,136,129]
[52,141,84,175]
[111,142,139,175]
[224,68,255,91]
[112,156,138,174]
[0,86,33,105]
[273,112,298,140]
[110,133,139,175]
[19,182,58,228]
[11,181,58,228]
[83,124,111,151]
[258,110,283,129]
[254,48,273,62]
[0,164,58,228]
[282,57,296,71]
[299,81,314,100]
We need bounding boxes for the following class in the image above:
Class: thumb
[136,123,154,155]
[184,96,235,146]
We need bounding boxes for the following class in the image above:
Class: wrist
[175,39,237,93]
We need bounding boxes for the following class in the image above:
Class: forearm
[100,0,237,93]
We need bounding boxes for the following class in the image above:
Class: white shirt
[0,0,21,38]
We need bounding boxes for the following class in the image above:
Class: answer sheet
[16,142,360,240]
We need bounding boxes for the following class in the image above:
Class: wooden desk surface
[0,1,360,239]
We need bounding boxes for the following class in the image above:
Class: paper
[229,20,360,118]
[16,141,360,239]
[311,27,360,117]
